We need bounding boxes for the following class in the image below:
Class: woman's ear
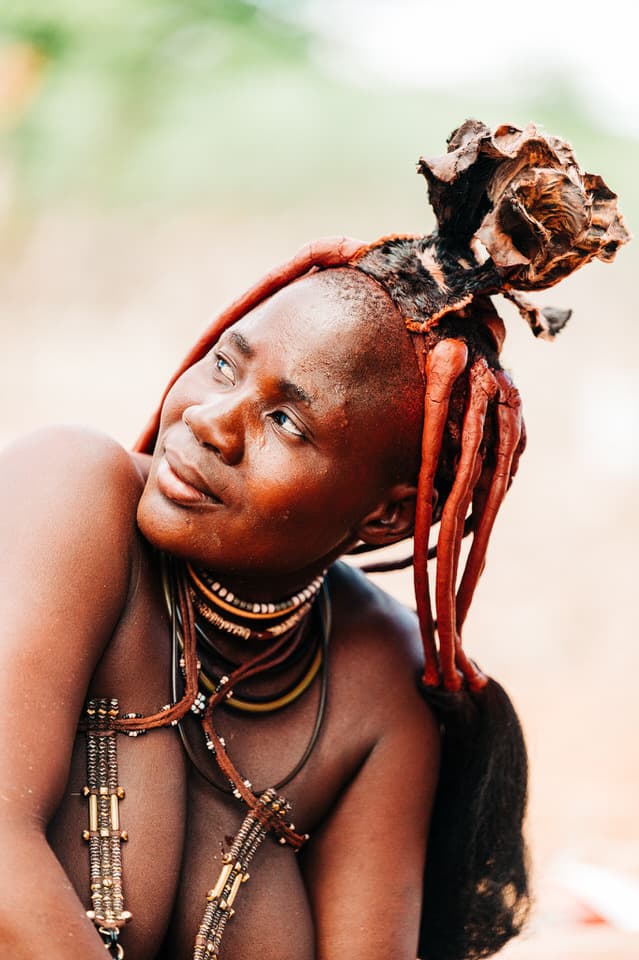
[355,482,418,547]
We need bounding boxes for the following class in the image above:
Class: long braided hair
[135,120,629,960]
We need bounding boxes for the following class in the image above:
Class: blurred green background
[1,2,638,955]
[2,0,638,218]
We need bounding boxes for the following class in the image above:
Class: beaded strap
[83,698,131,959]
[189,562,325,620]
[193,789,290,960]
[191,589,313,642]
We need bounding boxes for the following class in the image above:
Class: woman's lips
[156,456,220,506]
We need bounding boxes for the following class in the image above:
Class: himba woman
[0,121,629,960]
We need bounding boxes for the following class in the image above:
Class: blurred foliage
[0,0,310,206]
[0,0,636,228]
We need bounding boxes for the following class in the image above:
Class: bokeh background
[1,2,637,956]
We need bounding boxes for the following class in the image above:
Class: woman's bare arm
[0,427,143,958]
[302,646,440,960]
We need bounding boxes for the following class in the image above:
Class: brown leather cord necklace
[167,556,331,794]
[164,564,325,713]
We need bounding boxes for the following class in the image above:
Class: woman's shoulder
[0,427,152,828]
[1,423,145,506]
[0,425,146,589]
[327,561,435,734]
[329,560,422,660]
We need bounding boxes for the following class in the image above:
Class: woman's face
[137,272,421,592]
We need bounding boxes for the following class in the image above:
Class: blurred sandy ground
[0,184,638,956]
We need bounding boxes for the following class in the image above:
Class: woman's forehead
[226,279,380,382]
[242,277,364,336]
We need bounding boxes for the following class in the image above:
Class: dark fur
[356,236,501,328]
[419,679,529,960]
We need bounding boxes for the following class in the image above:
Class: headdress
[135,120,629,693]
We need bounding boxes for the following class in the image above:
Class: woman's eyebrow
[278,379,313,407]
[229,330,253,357]
[228,330,312,406]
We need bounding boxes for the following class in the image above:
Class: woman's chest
[161,771,316,960]
[49,714,326,960]
[48,567,376,960]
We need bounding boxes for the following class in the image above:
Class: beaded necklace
[163,563,326,714]
[189,562,325,620]
[81,556,329,959]
[187,562,326,643]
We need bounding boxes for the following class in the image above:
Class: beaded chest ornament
[82,558,329,959]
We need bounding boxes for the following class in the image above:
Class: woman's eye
[270,410,306,439]
[214,354,234,383]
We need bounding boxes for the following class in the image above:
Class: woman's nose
[183,399,244,466]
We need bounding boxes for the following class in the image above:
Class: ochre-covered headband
[135,120,629,692]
